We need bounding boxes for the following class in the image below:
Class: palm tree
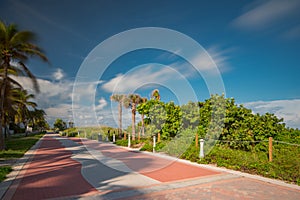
[0,20,48,149]
[30,109,47,131]
[151,89,160,100]
[0,80,18,138]
[110,94,125,138]
[12,88,37,136]
[138,97,147,139]
[124,94,141,141]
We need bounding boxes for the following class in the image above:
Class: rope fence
[195,136,300,162]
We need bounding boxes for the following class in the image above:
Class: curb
[0,134,45,199]
[81,138,300,191]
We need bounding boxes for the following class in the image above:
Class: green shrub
[195,145,300,185]
[115,139,129,147]
[140,140,153,151]
[181,143,199,162]
[60,132,66,136]
[67,132,77,137]
[155,141,166,151]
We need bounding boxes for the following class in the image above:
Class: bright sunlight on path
[1,134,300,200]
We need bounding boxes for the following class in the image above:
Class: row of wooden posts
[99,131,274,162]
[195,134,273,162]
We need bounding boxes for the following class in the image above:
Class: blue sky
[1,0,300,128]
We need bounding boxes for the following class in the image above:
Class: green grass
[0,166,12,182]
[0,133,44,159]
[195,144,300,185]
[0,133,44,182]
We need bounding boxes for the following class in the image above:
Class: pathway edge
[0,134,45,199]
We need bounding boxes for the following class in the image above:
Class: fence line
[272,140,300,147]
[213,140,268,143]
[203,139,300,146]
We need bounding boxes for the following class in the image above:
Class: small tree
[53,118,66,131]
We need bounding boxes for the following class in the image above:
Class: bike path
[1,135,299,199]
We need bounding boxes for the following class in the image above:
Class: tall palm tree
[110,94,125,138]
[0,80,18,137]
[151,89,160,100]
[138,97,147,138]
[124,94,141,141]
[0,20,48,149]
[12,88,37,136]
[30,108,47,131]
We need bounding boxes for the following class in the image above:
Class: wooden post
[158,132,161,143]
[195,133,198,148]
[138,127,141,142]
[269,137,273,162]
[153,135,156,153]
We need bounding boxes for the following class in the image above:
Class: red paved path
[3,135,98,200]
[2,135,299,200]
[80,140,220,182]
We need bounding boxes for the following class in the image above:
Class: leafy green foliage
[0,166,12,182]
[137,99,182,139]
[53,118,67,131]
[181,101,199,129]
[139,140,153,151]
[198,144,300,185]
[115,139,129,147]
[124,93,300,185]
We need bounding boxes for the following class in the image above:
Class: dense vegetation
[0,20,49,150]
[129,93,300,185]
[61,91,299,185]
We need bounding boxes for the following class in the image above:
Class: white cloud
[12,76,73,125]
[244,99,300,129]
[232,0,300,31]
[96,97,108,110]
[45,103,73,123]
[52,68,65,81]
[190,46,231,74]
[101,65,179,93]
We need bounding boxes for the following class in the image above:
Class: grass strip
[0,133,44,182]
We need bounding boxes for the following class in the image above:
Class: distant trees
[124,94,141,141]
[109,90,295,152]
[53,118,67,131]
[0,20,48,149]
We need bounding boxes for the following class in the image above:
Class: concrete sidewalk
[1,135,299,200]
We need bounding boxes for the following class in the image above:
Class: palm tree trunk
[118,102,122,138]
[0,83,6,149]
[131,103,136,141]
[141,114,145,137]
[0,57,10,150]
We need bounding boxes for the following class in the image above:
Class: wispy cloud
[45,103,73,123]
[244,99,300,128]
[52,68,65,81]
[157,45,231,76]
[282,25,300,40]
[101,64,179,93]
[232,0,300,31]
[191,46,231,74]
[9,0,90,42]
[95,97,108,110]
